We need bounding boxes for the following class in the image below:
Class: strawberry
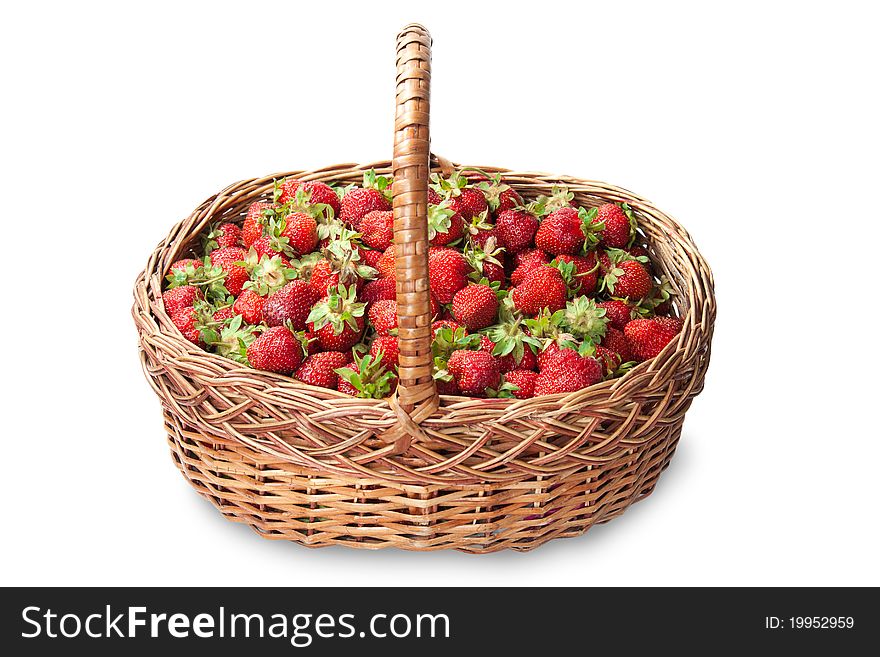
[447,349,500,396]
[534,207,585,255]
[624,317,683,360]
[280,212,319,255]
[534,349,603,395]
[448,188,487,221]
[592,203,634,248]
[169,258,203,274]
[503,369,538,399]
[511,266,567,315]
[370,334,399,370]
[299,180,341,218]
[600,326,634,363]
[246,326,303,374]
[209,246,249,296]
[467,216,497,250]
[479,335,536,373]
[242,201,274,247]
[428,202,464,247]
[204,222,241,250]
[162,285,201,316]
[212,306,237,323]
[428,188,442,205]
[276,179,301,204]
[263,280,317,329]
[233,289,265,324]
[476,173,523,214]
[452,284,499,331]
[463,236,505,285]
[171,308,203,345]
[376,245,396,279]
[336,352,397,398]
[436,378,462,395]
[428,248,470,304]
[295,351,350,389]
[360,210,394,251]
[554,252,598,295]
[603,259,652,299]
[431,319,464,340]
[510,248,549,286]
[594,346,622,374]
[359,247,383,269]
[368,299,398,335]
[361,277,397,304]
[597,300,634,331]
[340,187,390,227]
[251,235,285,261]
[536,341,578,371]
[495,209,538,253]
[306,284,366,351]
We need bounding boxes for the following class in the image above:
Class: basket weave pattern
[132,25,715,552]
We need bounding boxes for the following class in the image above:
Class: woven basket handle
[385,24,439,451]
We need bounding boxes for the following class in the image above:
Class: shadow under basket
[132,24,715,553]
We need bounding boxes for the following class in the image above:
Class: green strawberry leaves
[306,284,366,335]
[562,296,609,345]
[334,350,396,399]
[528,185,575,217]
[242,252,298,296]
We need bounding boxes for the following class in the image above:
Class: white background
[1,0,878,587]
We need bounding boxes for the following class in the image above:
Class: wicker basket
[132,24,715,553]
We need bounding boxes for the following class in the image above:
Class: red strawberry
[370,334,399,370]
[555,252,598,295]
[495,209,538,253]
[233,289,265,324]
[475,173,523,215]
[628,245,649,259]
[171,308,202,345]
[469,224,497,250]
[210,246,249,296]
[624,317,683,360]
[592,203,632,248]
[340,188,390,227]
[360,210,394,251]
[537,341,576,371]
[428,206,464,247]
[368,299,398,335]
[361,277,397,304]
[214,223,241,249]
[504,369,538,399]
[212,306,237,323]
[336,362,360,396]
[299,180,341,217]
[428,188,443,205]
[595,346,622,373]
[295,351,350,389]
[452,284,499,331]
[246,326,303,374]
[534,207,585,255]
[306,285,366,351]
[448,188,488,220]
[281,212,318,255]
[277,179,302,204]
[263,280,317,329]
[534,349,603,395]
[431,319,463,340]
[479,335,535,373]
[600,326,634,362]
[428,248,470,304]
[447,349,500,396]
[376,245,396,279]
[495,188,522,214]
[308,259,336,297]
[162,285,201,316]
[170,258,203,274]
[510,249,549,286]
[436,378,461,395]
[301,330,321,355]
[605,260,652,299]
[359,247,383,269]
[251,235,285,261]
[597,300,634,331]
[242,202,273,247]
[511,266,567,315]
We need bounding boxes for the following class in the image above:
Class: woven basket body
[132,26,714,553]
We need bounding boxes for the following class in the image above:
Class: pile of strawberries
[162,169,682,399]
